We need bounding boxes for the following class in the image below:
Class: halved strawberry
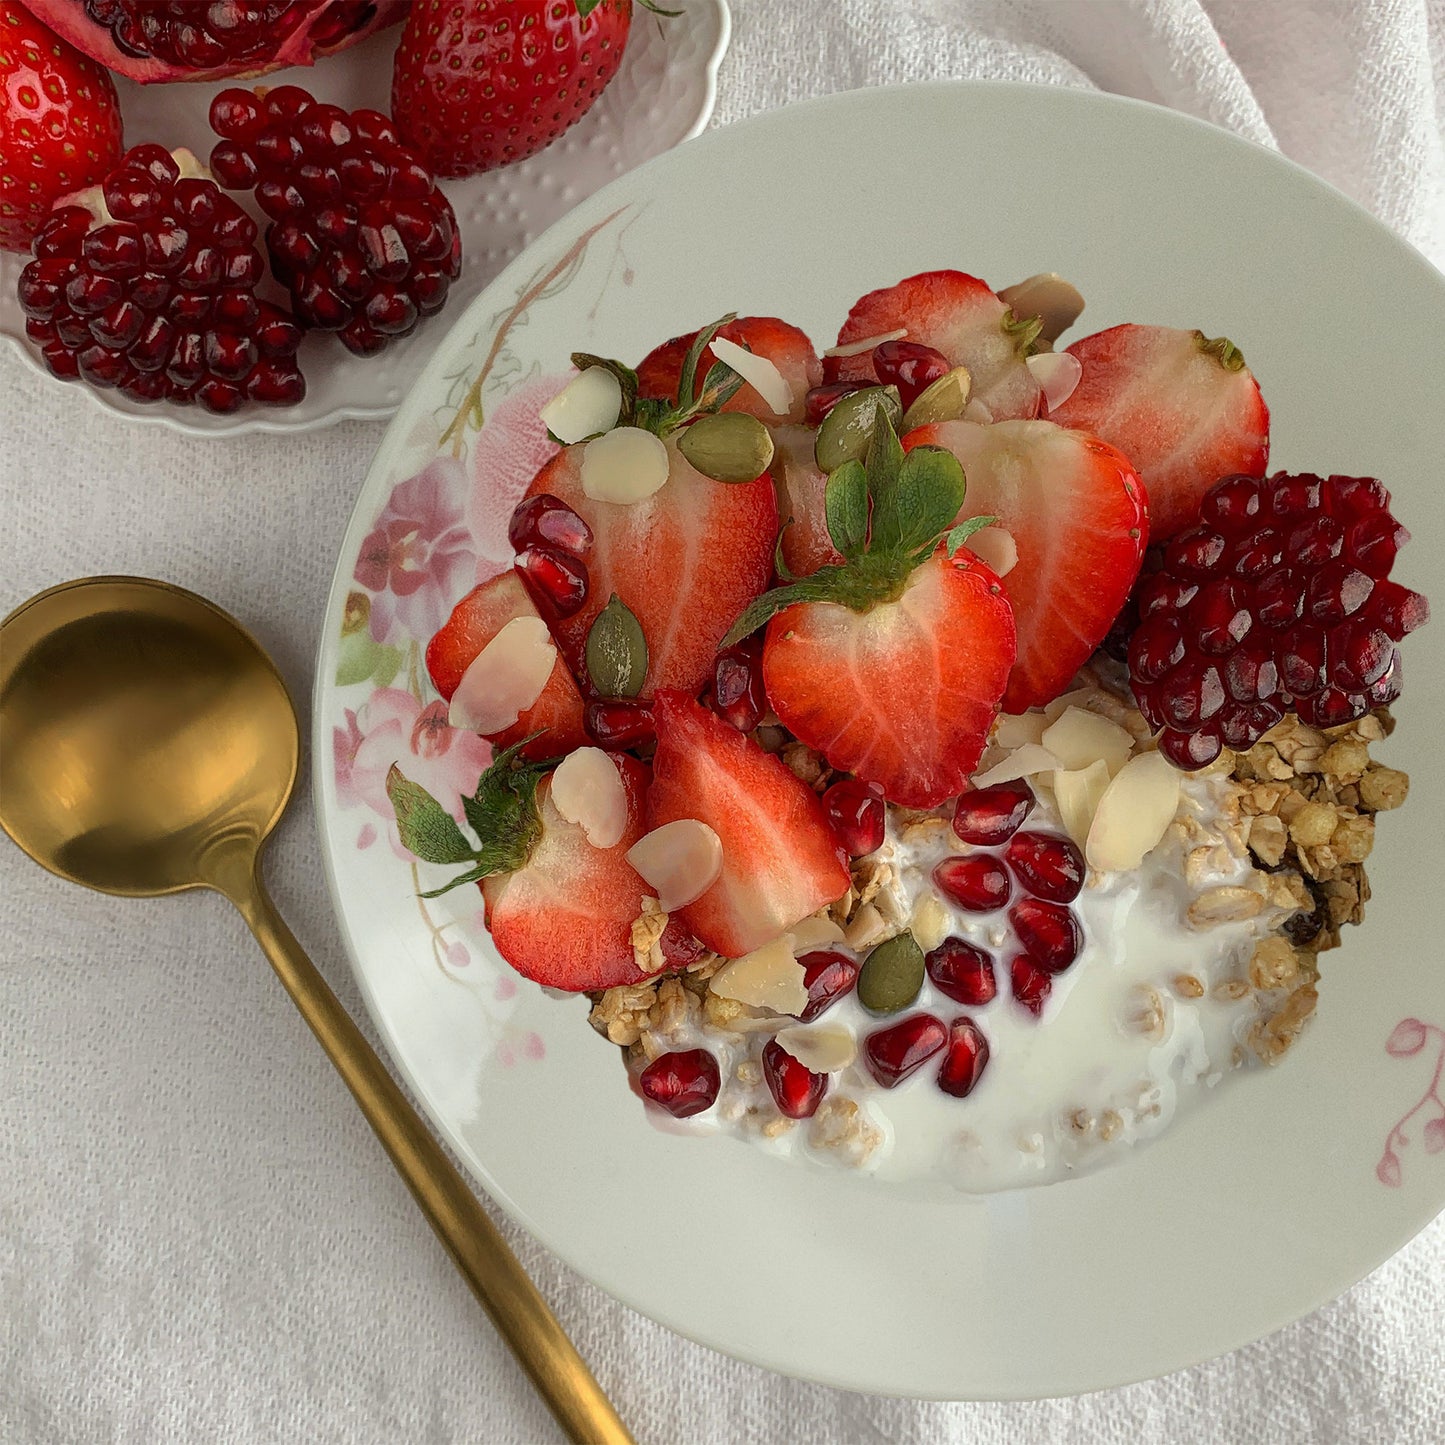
[771,424,842,578]
[648,691,850,958]
[523,436,777,697]
[636,315,821,424]
[905,419,1147,712]
[1048,324,1269,542]
[425,569,588,758]
[824,271,1042,421]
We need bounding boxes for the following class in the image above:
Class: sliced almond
[626,819,722,911]
[993,711,1049,750]
[971,743,1061,789]
[549,747,628,849]
[1053,759,1111,851]
[539,366,623,444]
[909,893,950,953]
[1043,686,1099,723]
[1041,706,1134,776]
[709,936,808,1015]
[709,336,793,417]
[822,328,908,359]
[774,1023,856,1073]
[965,525,1017,577]
[580,425,670,504]
[998,273,1085,343]
[1087,751,1182,872]
[1026,351,1083,413]
[447,616,555,735]
[787,913,848,953]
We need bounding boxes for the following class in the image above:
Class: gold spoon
[0,576,634,1445]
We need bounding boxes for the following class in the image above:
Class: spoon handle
[227,868,635,1445]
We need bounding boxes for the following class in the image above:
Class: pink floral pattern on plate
[1377,1018,1445,1186]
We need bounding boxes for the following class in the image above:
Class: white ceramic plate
[313,83,1445,1397]
[0,1,729,438]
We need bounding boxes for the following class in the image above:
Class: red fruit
[1049,324,1270,542]
[795,950,859,1023]
[392,0,629,178]
[514,544,589,620]
[1009,955,1052,1017]
[638,1048,720,1119]
[647,691,850,958]
[937,1018,990,1098]
[1127,472,1429,769]
[1004,832,1085,904]
[17,143,304,411]
[762,1040,828,1119]
[523,437,779,698]
[424,570,588,759]
[209,85,460,356]
[905,419,1147,711]
[871,339,951,410]
[933,855,1013,913]
[821,777,886,858]
[804,382,861,425]
[951,780,1035,846]
[0,0,122,253]
[770,424,844,579]
[710,638,767,733]
[636,315,822,425]
[924,939,997,1006]
[31,0,403,83]
[863,1013,948,1088]
[483,754,664,990]
[509,493,592,557]
[584,698,655,751]
[824,270,1043,421]
[761,549,1016,808]
[1010,898,1083,973]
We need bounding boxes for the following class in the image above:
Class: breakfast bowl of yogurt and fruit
[316,83,1445,1398]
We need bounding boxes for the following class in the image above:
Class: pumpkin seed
[813,384,902,474]
[857,933,924,1014]
[585,594,648,698]
[677,411,775,482]
[900,366,972,432]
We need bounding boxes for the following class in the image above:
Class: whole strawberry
[1,0,123,252]
[390,0,635,178]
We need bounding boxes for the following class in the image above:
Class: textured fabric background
[3,3,1443,1442]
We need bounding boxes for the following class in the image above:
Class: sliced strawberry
[771,424,842,578]
[905,419,1147,712]
[647,691,850,958]
[425,570,588,758]
[761,549,1015,808]
[523,436,777,697]
[824,271,1042,421]
[636,316,821,424]
[1048,324,1269,542]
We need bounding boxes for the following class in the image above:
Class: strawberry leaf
[720,555,901,647]
[861,409,906,554]
[574,0,604,15]
[571,351,638,426]
[676,313,737,407]
[891,445,967,556]
[386,767,475,865]
[1003,309,1045,358]
[945,514,1001,557]
[824,459,869,560]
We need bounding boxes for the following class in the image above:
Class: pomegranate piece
[637,1048,720,1119]
[937,1018,990,1098]
[762,1039,828,1119]
[1127,472,1429,768]
[924,938,997,1006]
[862,1013,948,1089]
[508,493,593,557]
[17,144,304,412]
[710,638,767,733]
[951,779,1036,846]
[871,339,950,410]
[1004,831,1085,903]
[584,699,655,751]
[933,855,1012,913]
[1009,955,1052,1017]
[795,950,859,1023]
[1010,898,1083,973]
[822,777,886,858]
[208,85,461,356]
[514,545,589,620]
[803,382,862,425]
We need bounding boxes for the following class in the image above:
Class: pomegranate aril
[1164,526,1226,578]
[1288,514,1344,567]
[514,546,589,620]
[933,855,1012,913]
[1009,956,1052,1017]
[1296,687,1367,729]
[1254,566,1303,628]
[1365,580,1429,641]
[863,1014,947,1088]
[822,777,886,857]
[1269,474,1321,518]
[1136,572,1197,618]
[711,640,768,734]
[508,493,593,557]
[1232,526,1285,579]
[1199,474,1262,533]
[1004,832,1085,904]
[937,1018,990,1098]
[1329,624,1393,690]
[583,699,655,751]
[951,780,1035,846]
[1327,474,1390,519]
[1368,659,1403,707]
[1129,614,1185,684]
[924,938,997,1006]
[803,382,861,425]
[795,950,859,1023]
[762,1040,828,1119]
[1159,661,1225,729]
[1278,627,1326,696]
[637,1048,720,1118]
[871,340,950,410]
[1188,579,1252,655]
[1305,560,1372,623]
[1159,727,1223,770]
[1010,898,1083,973]
[1223,640,1279,702]
[1346,512,1408,577]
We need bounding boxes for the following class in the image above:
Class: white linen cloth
[3,3,1443,1441]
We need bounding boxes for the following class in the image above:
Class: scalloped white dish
[0,0,729,438]
[314,83,1445,1397]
